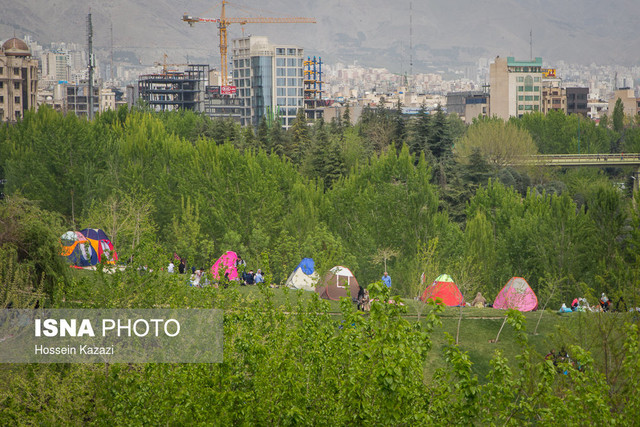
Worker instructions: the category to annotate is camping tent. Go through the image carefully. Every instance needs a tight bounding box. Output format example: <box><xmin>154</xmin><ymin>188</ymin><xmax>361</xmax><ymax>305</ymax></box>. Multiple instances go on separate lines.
<box><xmin>211</xmin><ymin>251</ymin><xmax>239</xmax><ymax>281</ymax></box>
<box><xmin>420</xmin><ymin>273</ymin><xmax>464</xmax><ymax>306</ymax></box>
<box><xmin>79</xmin><ymin>228</ymin><xmax>118</xmax><ymax>264</ymax></box>
<box><xmin>316</xmin><ymin>265</ymin><xmax>360</xmax><ymax>301</ymax></box>
<box><xmin>286</xmin><ymin>258</ymin><xmax>320</xmax><ymax>291</ymax></box>
<box><xmin>60</xmin><ymin>231</ymin><xmax>98</xmax><ymax>267</ymax></box>
<box><xmin>493</xmin><ymin>277</ymin><xmax>538</xmax><ymax>312</ymax></box>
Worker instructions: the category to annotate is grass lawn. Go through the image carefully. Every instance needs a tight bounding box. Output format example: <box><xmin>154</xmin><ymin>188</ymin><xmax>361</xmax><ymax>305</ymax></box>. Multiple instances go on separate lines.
<box><xmin>59</xmin><ymin>271</ymin><xmax>588</xmax><ymax>380</ymax></box>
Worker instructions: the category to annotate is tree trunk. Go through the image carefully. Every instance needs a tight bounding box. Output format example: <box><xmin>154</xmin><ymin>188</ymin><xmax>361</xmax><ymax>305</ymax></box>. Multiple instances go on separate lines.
<box><xmin>493</xmin><ymin>316</ymin><xmax>508</xmax><ymax>343</ymax></box>
<box><xmin>456</xmin><ymin>304</ymin><xmax>463</xmax><ymax>345</ymax></box>
<box><xmin>534</xmin><ymin>281</ymin><xmax>557</xmax><ymax>335</ymax></box>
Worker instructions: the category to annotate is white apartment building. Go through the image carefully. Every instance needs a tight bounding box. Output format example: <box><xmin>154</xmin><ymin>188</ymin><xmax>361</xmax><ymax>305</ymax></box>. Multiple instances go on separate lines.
<box><xmin>232</xmin><ymin>36</ymin><xmax>304</xmax><ymax>129</ymax></box>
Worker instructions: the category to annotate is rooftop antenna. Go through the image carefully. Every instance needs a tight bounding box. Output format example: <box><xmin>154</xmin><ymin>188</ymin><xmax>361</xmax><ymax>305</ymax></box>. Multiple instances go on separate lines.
<box><xmin>110</xmin><ymin>21</ymin><xmax>114</xmax><ymax>81</ymax></box>
<box><xmin>529</xmin><ymin>29</ymin><xmax>532</xmax><ymax>60</ymax></box>
<box><xmin>87</xmin><ymin>11</ymin><xmax>94</xmax><ymax>120</ymax></box>
<box><xmin>409</xmin><ymin>1</ymin><xmax>413</xmax><ymax>92</ymax></box>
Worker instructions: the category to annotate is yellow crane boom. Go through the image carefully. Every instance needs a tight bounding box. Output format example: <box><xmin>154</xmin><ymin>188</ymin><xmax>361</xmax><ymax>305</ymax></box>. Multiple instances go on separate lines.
<box><xmin>183</xmin><ymin>0</ymin><xmax>316</xmax><ymax>86</ymax></box>
<box><xmin>154</xmin><ymin>53</ymin><xmax>190</xmax><ymax>74</ymax></box>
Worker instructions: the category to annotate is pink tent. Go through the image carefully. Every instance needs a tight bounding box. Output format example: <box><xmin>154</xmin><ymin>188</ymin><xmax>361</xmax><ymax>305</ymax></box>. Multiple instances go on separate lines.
<box><xmin>211</xmin><ymin>251</ymin><xmax>239</xmax><ymax>280</ymax></box>
<box><xmin>493</xmin><ymin>277</ymin><xmax>538</xmax><ymax>312</ymax></box>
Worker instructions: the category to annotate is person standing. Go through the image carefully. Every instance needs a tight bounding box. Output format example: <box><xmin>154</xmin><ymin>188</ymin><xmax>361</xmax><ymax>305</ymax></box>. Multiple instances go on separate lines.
<box><xmin>382</xmin><ymin>271</ymin><xmax>392</xmax><ymax>288</ymax></box>
<box><xmin>178</xmin><ymin>259</ymin><xmax>186</xmax><ymax>274</ymax></box>
<box><xmin>167</xmin><ymin>261</ymin><xmax>175</xmax><ymax>273</ymax></box>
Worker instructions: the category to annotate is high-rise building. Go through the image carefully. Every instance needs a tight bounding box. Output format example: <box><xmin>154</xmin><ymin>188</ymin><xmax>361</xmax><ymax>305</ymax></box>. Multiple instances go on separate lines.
<box><xmin>232</xmin><ymin>36</ymin><xmax>304</xmax><ymax>129</ymax></box>
<box><xmin>489</xmin><ymin>56</ymin><xmax>543</xmax><ymax>119</ymax></box>
<box><xmin>42</xmin><ymin>51</ymin><xmax>69</xmax><ymax>82</ymax></box>
<box><xmin>0</xmin><ymin>37</ymin><xmax>39</xmax><ymax>122</ymax></box>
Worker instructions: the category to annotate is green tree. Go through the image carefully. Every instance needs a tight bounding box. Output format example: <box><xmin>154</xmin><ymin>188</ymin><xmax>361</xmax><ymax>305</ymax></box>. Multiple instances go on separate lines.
<box><xmin>455</xmin><ymin>118</ymin><xmax>538</xmax><ymax>167</ymax></box>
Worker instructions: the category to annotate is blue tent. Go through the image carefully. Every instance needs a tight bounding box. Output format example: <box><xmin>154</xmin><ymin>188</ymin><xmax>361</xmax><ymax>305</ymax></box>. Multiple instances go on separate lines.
<box><xmin>286</xmin><ymin>258</ymin><xmax>319</xmax><ymax>291</ymax></box>
<box><xmin>297</xmin><ymin>258</ymin><xmax>315</xmax><ymax>275</ymax></box>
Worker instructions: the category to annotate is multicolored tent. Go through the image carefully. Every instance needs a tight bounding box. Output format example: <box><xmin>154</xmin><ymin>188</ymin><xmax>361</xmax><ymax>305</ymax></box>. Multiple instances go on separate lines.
<box><xmin>420</xmin><ymin>274</ymin><xmax>464</xmax><ymax>306</ymax></box>
<box><xmin>286</xmin><ymin>258</ymin><xmax>319</xmax><ymax>291</ymax></box>
<box><xmin>493</xmin><ymin>277</ymin><xmax>538</xmax><ymax>312</ymax></box>
<box><xmin>316</xmin><ymin>265</ymin><xmax>360</xmax><ymax>301</ymax></box>
<box><xmin>60</xmin><ymin>231</ymin><xmax>98</xmax><ymax>267</ymax></box>
<box><xmin>79</xmin><ymin>228</ymin><xmax>118</xmax><ymax>264</ymax></box>
<box><xmin>211</xmin><ymin>251</ymin><xmax>239</xmax><ymax>281</ymax></box>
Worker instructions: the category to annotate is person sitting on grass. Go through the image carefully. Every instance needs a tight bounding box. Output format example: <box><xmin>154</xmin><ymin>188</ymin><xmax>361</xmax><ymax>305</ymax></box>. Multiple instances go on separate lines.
<box><xmin>471</xmin><ymin>292</ymin><xmax>487</xmax><ymax>308</ymax></box>
<box><xmin>254</xmin><ymin>269</ymin><xmax>264</xmax><ymax>285</ymax></box>
<box><xmin>599</xmin><ymin>293</ymin><xmax>611</xmax><ymax>312</ymax></box>
<box><xmin>243</xmin><ymin>269</ymin><xmax>255</xmax><ymax>285</ymax></box>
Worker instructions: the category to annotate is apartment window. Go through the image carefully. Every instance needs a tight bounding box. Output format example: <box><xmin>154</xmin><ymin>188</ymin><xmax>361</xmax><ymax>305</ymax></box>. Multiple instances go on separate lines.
<box><xmin>13</xmin><ymin>68</ymin><xmax>19</xmax><ymax>75</ymax></box>
<box><xmin>517</xmin><ymin>77</ymin><xmax>524</xmax><ymax>82</ymax></box>
<box><xmin>518</xmin><ymin>105</ymin><xmax>524</xmax><ymax>110</ymax></box>
<box><xmin>277</xmin><ymin>78</ymin><xmax>286</xmax><ymax>86</ymax></box>
<box><xmin>277</xmin><ymin>88</ymin><xmax>286</xmax><ymax>96</ymax></box>
<box><xmin>534</xmin><ymin>77</ymin><xmax>540</xmax><ymax>82</ymax></box>
<box><xmin>0</xmin><ymin>82</ymin><xmax>3</xmax><ymax>88</ymax></box>
<box><xmin>287</xmin><ymin>68</ymin><xmax>297</xmax><ymax>76</ymax></box>
<box><xmin>0</xmin><ymin>96</ymin><xmax>3</xmax><ymax>103</ymax></box>
<box><xmin>14</xmin><ymin>82</ymin><xmax>19</xmax><ymax>89</ymax></box>
<box><xmin>14</xmin><ymin>96</ymin><xmax>20</xmax><ymax>104</ymax></box>
<box><xmin>287</xmin><ymin>58</ymin><xmax>296</xmax><ymax>67</ymax></box>
<box><xmin>287</xmin><ymin>78</ymin><xmax>297</xmax><ymax>86</ymax></box>
<box><xmin>525</xmin><ymin>105</ymin><xmax>532</xmax><ymax>110</ymax></box>
<box><xmin>534</xmin><ymin>86</ymin><xmax>539</xmax><ymax>91</ymax></box>
<box><xmin>534</xmin><ymin>96</ymin><xmax>539</xmax><ymax>101</ymax></box>
<box><xmin>518</xmin><ymin>96</ymin><xmax>524</xmax><ymax>101</ymax></box>
<box><xmin>517</xmin><ymin>86</ymin><xmax>523</xmax><ymax>92</ymax></box>
<box><xmin>287</xmin><ymin>98</ymin><xmax>296</xmax><ymax>106</ymax></box>
<box><xmin>524</xmin><ymin>95</ymin><xmax>532</xmax><ymax>101</ymax></box>
<box><xmin>0</xmin><ymin>67</ymin><xmax>3</xmax><ymax>75</ymax></box>
<box><xmin>276</xmin><ymin>48</ymin><xmax>285</xmax><ymax>55</ymax></box>
<box><xmin>277</xmin><ymin>98</ymin><xmax>286</xmax><ymax>106</ymax></box>
<box><xmin>287</xmin><ymin>48</ymin><xmax>296</xmax><ymax>55</ymax></box>
<box><xmin>534</xmin><ymin>105</ymin><xmax>539</xmax><ymax>111</ymax></box>
<box><xmin>276</xmin><ymin>58</ymin><xmax>286</xmax><ymax>66</ymax></box>
<box><xmin>288</xmin><ymin>88</ymin><xmax>297</xmax><ymax>96</ymax></box>
<box><xmin>277</xmin><ymin>67</ymin><xmax>286</xmax><ymax>76</ymax></box>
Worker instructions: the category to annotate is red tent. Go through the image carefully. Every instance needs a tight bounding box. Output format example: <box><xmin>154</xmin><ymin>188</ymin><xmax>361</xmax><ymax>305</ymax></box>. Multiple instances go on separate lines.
<box><xmin>420</xmin><ymin>274</ymin><xmax>464</xmax><ymax>306</ymax></box>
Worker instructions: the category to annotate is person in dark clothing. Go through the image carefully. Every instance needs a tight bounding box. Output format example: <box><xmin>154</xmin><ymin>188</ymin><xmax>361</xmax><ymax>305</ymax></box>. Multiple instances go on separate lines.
<box><xmin>357</xmin><ymin>285</ymin><xmax>365</xmax><ymax>310</ymax></box>
<box><xmin>243</xmin><ymin>270</ymin><xmax>255</xmax><ymax>285</ymax></box>
<box><xmin>178</xmin><ymin>259</ymin><xmax>186</xmax><ymax>274</ymax></box>
<box><xmin>615</xmin><ymin>296</ymin><xmax>627</xmax><ymax>312</ymax></box>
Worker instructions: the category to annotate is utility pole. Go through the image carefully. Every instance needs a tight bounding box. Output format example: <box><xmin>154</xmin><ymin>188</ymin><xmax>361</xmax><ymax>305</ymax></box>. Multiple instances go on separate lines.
<box><xmin>87</xmin><ymin>12</ymin><xmax>94</xmax><ymax>120</ymax></box>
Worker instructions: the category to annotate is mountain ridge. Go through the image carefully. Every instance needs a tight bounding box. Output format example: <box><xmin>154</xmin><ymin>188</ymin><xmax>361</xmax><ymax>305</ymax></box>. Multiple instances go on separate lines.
<box><xmin>1</xmin><ymin>0</ymin><xmax>639</xmax><ymax>71</ymax></box>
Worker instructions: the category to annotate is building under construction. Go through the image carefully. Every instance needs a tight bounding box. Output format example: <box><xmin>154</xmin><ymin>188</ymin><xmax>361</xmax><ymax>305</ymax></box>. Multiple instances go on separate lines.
<box><xmin>304</xmin><ymin>57</ymin><xmax>324</xmax><ymax>120</ymax></box>
<box><xmin>137</xmin><ymin>64</ymin><xmax>208</xmax><ymax>112</ymax></box>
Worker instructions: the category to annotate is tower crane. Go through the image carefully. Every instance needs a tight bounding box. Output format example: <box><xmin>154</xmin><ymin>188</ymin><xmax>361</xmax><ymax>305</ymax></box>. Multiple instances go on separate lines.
<box><xmin>154</xmin><ymin>53</ymin><xmax>190</xmax><ymax>74</ymax></box>
<box><xmin>183</xmin><ymin>0</ymin><xmax>316</xmax><ymax>86</ymax></box>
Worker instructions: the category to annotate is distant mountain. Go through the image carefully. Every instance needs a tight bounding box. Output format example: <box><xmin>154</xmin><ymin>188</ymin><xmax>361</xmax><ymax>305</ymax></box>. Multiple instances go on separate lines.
<box><xmin>2</xmin><ymin>0</ymin><xmax>640</xmax><ymax>71</ymax></box>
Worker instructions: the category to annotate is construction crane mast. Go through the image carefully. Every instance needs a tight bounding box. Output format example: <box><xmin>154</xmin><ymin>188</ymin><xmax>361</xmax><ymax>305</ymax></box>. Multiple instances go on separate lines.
<box><xmin>183</xmin><ymin>0</ymin><xmax>315</xmax><ymax>86</ymax></box>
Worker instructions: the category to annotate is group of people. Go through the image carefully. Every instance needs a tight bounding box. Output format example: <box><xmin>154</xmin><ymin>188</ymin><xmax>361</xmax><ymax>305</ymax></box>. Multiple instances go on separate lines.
<box><xmin>167</xmin><ymin>259</ymin><xmax>187</xmax><ymax>275</ymax></box>
<box><xmin>559</xmin><ymin>293</ymin><xmax>632</xmax><ymax>313</ymax></box>
<box><xmin>545</xmin><ymin>348</ymin><xmax>584</xmax><ymax>374</ymax></box>
<box><xmin>234</xmin><ymin>256</ymin><xmax>265</xmax><ymax>286</ymax></box>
